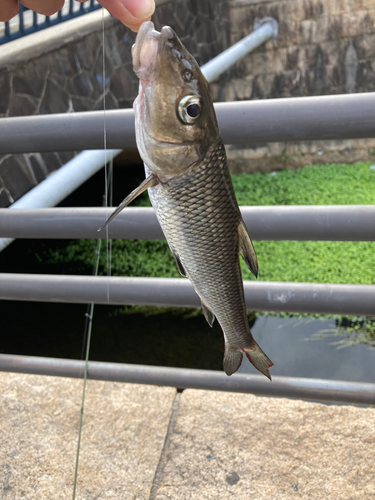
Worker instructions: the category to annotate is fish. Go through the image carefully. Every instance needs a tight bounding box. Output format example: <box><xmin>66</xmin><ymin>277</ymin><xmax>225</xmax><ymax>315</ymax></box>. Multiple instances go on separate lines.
<box><xmin>102</xmin><ymin>21</ymin><xmax>273</xmax><ymax>379</ymax></box>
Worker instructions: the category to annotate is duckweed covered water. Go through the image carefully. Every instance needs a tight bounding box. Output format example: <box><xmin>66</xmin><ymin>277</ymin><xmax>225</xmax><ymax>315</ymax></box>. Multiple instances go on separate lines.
<box><xmin>6</xmin><ymin>161</ymin><xmax>373</xmax><ymax>285</ymax></box>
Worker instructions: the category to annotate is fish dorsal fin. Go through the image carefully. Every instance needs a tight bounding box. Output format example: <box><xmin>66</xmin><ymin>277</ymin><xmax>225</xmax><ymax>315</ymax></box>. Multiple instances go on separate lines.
<box><xmin>98</xmin><ymin>173</ymin><xmax>159</xmax><ymax>231</ymax></box>
<box><xmin>238</xmin><ymin>219</ymin><xmax>258</xmax><ymax>278</ymax></box>
<box><xmin>171</xmin><ymin>249</ymin><xmax>187</xmax><ymax>277</ymax></box>
<box><xmin>201</xmin><ymin>298</ymin><xmax>215</xmax><ymax>327</ymax></box>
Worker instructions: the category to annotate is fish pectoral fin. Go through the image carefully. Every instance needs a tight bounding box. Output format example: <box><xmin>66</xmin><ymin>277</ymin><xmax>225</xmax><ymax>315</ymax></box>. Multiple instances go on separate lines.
<box><xmin>97</xmin><ymin>173</ymin><xmax>159</xmax><ymax>232</ymax></box>
<box><xmin>238</xmin><ymin>219</ymin><xmax>258</xmax><ymax>278</ymax></box>
<box><xmin>200</xmin><ymin>298</ymin><xmax>215</xmax><ymax>327</ymax></box>
<box><xmin>171</xmin><ymin>250</ymin><xmax>187</xmax><ymax>277</ymax></box>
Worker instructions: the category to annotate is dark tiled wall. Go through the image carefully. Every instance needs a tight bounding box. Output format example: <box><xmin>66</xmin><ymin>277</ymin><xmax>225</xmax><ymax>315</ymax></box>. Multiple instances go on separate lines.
<box><xmin>225</xmin><ymin>0</ymin><xmax>375</xmax><ymax>101</ymax></box>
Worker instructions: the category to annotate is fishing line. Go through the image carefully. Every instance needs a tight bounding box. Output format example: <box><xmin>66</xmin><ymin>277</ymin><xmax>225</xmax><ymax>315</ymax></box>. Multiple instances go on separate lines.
<box><xmin>72</xmin><ymin>8</ymin><xmax>111</xmax><ymax>499</ymax></box>
<box><xmin>72</xmin><ymin>241</ymin><xmax>101</xmax><ymax>500</ymax></box>
<box><xmin>107</xmin><ymin>156</ymin><xmax>113</xmax><ymax>275</ymax></box>
<box><xmin>102</xmin><ymin>12</ymin><xmax>112</xmax><ymax>280</ymax></box>
<box><xmin>79</xmin><ymin>166</ymin><xmax>113</xmax><ymax>362</ymax></box>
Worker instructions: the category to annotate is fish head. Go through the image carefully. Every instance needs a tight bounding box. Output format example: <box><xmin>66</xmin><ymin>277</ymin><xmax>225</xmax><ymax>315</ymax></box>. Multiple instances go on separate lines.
<box><xmin>132</xmin><ymin>21</ymin><xmax>219</xmax><ymax>178</ymax></box>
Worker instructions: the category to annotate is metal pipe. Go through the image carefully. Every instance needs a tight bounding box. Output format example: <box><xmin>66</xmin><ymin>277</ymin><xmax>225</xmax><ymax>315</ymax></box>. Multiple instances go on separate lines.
<box><xmin>201</xmin><ymin>18</ymin><xmax>278</xmax><ymax>83</ymax></box>
<box><xmin>0</xmin><ymin>274</ymin><xmax>373</xmax><ymax>316</ymax></box>
<box><xmin>0</xmin><ymin>353</ymin><xmax>374</xmax><ymax>405</ymax></box>
<box><xmin>0</xmin><ymin>149</ymin><xmax>121</xmax><ymax>252</ymax></box>
<box><xmin>1</xmin><ymin>93</ymin><xmax>375</xmax><ymax>153</ymax></box>
<box><xmin>0</xmin><ymin>205</ymin><xmax>374</xmax><ymax>241</ymax></box>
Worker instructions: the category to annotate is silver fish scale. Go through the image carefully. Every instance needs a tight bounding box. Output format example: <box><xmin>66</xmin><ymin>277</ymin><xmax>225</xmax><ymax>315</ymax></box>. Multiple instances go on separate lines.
<box><xmin>148</xmin><ymin>141</ymin><xmax>252</xmax><ymax>349</ymax></box>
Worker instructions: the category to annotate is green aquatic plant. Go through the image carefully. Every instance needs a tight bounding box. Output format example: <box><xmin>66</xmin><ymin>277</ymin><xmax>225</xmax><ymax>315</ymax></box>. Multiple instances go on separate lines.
<box><xmin>309</xmin><ymin>316</ymin><xmax>375</xmax><ymax>348</ymax></box>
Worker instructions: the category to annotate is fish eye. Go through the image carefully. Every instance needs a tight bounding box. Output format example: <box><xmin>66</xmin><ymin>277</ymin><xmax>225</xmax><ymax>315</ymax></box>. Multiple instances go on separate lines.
<box><xmin>177</xmin><ymin>95</ymin><xmax>202</xmax><ymax>124</ymax></box>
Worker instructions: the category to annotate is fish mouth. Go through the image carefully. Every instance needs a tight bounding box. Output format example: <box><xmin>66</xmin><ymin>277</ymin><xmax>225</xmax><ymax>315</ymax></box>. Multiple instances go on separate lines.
<box><xmin>132</xmin><ymin>22</ymin><xmax>177</xmax><ymax>81</ymax></box>
<box><xmin>132</xmin><ymin>21</ymin><xmax>160</xmax><ymax>81</ymax></box>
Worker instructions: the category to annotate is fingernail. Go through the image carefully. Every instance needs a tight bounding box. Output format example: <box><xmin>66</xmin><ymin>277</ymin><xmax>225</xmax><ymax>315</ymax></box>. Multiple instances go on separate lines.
<box><xmin>126</xmin><ymin>0</ymin><xmax>155</xmax><ymax>20</ymax></box>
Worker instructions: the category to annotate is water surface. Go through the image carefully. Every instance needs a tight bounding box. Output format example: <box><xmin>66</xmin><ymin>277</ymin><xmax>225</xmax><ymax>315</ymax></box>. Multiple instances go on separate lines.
<box><xmin>238</xmin><ymin>316</ymin><xmax>374</xmax><ymax>383</ymax></box>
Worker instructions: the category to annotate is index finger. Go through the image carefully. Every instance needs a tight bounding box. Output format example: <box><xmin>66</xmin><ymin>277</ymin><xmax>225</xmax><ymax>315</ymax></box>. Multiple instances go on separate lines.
<box><xmin>97</xmin><ymin>0</ymin><xmax>155</xmax><ymax>32</ymax></box>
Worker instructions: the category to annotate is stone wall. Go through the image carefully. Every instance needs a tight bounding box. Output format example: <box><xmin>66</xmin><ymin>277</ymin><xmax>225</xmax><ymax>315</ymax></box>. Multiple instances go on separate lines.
<box><xmin>220</xmin><ymin>0</ymin><xmax>375</xmax><ymax>172</ymax></box>
<box><xmin>0</xmin><ymin>0</ymin><xmax>230</xmax><ymax>207</ymax></box>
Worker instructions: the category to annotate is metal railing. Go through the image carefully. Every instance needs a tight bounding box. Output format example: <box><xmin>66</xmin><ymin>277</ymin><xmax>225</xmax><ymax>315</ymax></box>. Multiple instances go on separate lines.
<box><xmin>0</xmin><ymin>0</ymin><xmax>101</xmax><ymax>45</ymax></box>
<box><xmin>1</xmin><ymin>93</ymin><xmax>375</xmax><ymax>153</ymax></box>
<box><xmin>0</xmin><ymin>274</ymin><xmax>373</xmax><ymax>316</ymax></box>
<box><xmin>1</xmin><ymin>354</ymin><xmax>374</xmax><ymax>405</ymax></box>
<box><xmin>0</xmin><ymin>203</ymin><xmax>373</xmax><ymax>317</ymax></box>
<box><xmin>0</xmin><ymin>17</ymin><xmax>374</xmax><ymax>401</ymax></box>
<box><xmin>0</xmin><ymin>206</ymin><xmax>374</xmax><ymax>241</ymax></box>
<box><xmin>0</xmin><ymin>95</ymin><xmax>374</xmax><ymax>372</ymax></box>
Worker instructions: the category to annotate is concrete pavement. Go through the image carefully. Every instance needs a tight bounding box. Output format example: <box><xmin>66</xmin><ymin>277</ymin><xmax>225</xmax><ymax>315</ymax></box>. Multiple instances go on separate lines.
<box><xmin>0</xmin><ymin>372</ymin><xmax>374</xmax><ymax>499</ymax></box>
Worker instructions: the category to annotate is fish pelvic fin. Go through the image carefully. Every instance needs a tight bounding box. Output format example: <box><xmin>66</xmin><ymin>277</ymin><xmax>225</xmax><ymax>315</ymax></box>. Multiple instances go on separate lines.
<box><xmin>200</xmin><ymin>298</ymin><xmax>215</xmax><ymax>327</ymax></box>
<box><xmin>238</xmin><ymin>219</ymin><xmax>258</xmax><ymax>278</ymax></box>
<box><xmin>98</xmin><ymin>173</ymin><xmax>159</xmax><ymax>232</ymax></box>
<box><xmin>171</xmin><ymin>249</ymin><xmax>187</xmax><ymax>277</ymax></box>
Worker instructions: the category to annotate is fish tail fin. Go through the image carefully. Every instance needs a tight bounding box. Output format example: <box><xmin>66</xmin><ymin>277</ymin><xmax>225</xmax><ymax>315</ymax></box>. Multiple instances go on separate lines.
<box><xmin>223</xmin><ymin>349</ymin><xmax>243</xmax><ymax>376</ymax></box>
<box><xmin>243</xmin><ymin>341</ymin><xmax>273</xmax><ymax>381</ymax></box>
<box><xmin>223</xmin><ymin>336</ymin><xmax>273</xmax><ymax>380</ymax></box>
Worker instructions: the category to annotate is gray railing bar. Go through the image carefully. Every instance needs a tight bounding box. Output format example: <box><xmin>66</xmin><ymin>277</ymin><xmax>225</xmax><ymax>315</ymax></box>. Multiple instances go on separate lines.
<box><xmin>1</xmin><ymin>93</ymin><xmax>375</xmax><ymax>153</ymax></box>
<box><xmin>0</xmin><ymin>274</ymin><xmax>374</xmax><ymax>316</ymax></box>
<box><xmin>0</xmin><ymin>205</ymin><xmax>374</xmax><ymax>241</ymax></box>
<box><xmin>0</xmin><ymin>354</ymin><xmax>373</xmax><ymax>405</ymax></box>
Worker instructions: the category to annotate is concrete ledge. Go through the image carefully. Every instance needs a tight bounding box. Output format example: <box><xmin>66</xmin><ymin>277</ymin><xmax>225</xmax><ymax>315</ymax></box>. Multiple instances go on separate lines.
<box><xmin>0</xmin><ymin>372</ymin><xmax>175</xmax><ymax>498</ymax></box>
<box><xmin>1</xmin><ymin>372</ymin><xmax>374</xmax><ymax>499</ymax></box>
<box><xmin>155</xmin><ymin>389</ymin><xmax>375</xmax><ymax>499</ymax></box>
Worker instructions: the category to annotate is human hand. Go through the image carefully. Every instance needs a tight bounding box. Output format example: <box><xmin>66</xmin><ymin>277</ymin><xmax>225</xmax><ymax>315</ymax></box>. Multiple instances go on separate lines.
<box><xmin>0</xmin><ymin>0</ymin><xmax>155</xmax><ymax>32</ymax></box>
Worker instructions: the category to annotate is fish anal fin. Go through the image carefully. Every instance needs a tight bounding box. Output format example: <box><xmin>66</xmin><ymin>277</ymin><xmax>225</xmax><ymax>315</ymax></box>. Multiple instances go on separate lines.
<box><xmin>238</xmin><ymin>219</ymin><xmax>258</xmax><ymax>278</ymax></box>
<box><xmin>172</xmin><ymin>250</ymin><xmax>187</xmax><ymax>277</ymax></box>
<box><xmin>98</xmin><ymin>173</ymin><xmax>159</xmax><ymax>231</ymax></box>
<box><xmin>201</xmin><ymin>299</ymin><xmax>215</xmax><ymax>327</ymax></box>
